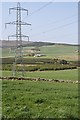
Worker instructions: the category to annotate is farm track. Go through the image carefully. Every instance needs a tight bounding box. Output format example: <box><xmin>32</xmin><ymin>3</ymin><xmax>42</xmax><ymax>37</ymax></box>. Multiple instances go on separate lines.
<box><xmin>0</xmin><ymin>76</ymin><xmax>79</xmax><ymax>84</ymax></box>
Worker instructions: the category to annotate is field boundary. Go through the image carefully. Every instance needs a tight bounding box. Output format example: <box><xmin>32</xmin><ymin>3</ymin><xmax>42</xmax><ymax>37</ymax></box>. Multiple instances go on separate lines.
<box><xmin>0</xmin><ymin>76</ymin><xmax>79</xmax><ymax>84</ymax></box>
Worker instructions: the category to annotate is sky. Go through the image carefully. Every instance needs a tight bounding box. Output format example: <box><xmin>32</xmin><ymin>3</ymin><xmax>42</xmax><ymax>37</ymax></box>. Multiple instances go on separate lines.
<box><xmin>0</xmin><ymin>1</ymin><xmax>78</xmax><ymax>44</ymax></box>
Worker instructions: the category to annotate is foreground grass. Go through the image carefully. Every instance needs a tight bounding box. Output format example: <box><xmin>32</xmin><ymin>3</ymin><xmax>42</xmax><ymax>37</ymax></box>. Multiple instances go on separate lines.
<box><xmin>2</xmin><ymin>80</ymin><xmax>78</xmax><ymax>119</ymax></box>
<box><xmin>1</xmin><ymin>69</ymin><xmax>78</xmax><ymax>81</ymax></box>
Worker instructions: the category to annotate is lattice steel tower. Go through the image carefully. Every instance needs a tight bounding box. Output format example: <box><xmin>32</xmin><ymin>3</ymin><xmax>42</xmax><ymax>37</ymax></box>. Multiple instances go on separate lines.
<box><xmin>5</xmin><ymin>2</ymin><xmax>31</xmax><ymax>76</ymax></box>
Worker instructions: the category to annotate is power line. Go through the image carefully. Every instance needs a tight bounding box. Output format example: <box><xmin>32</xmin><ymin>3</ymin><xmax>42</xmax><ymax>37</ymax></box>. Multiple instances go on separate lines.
<box><xmin>30</xmin><ymin>20</ymin><xmax>78</xmax><ymax>38</ymax></box>
<box><xmin>43</xmin><ymin>32</ymin><xmax>78</xmax><ymax>42</ymax></box>
<box><xmin>2</xmin><ymin>1</ymin><xmax>77</xmax><ymax>42</ymax></box>
<box><xmin>2</xmin><ymin>15</ymin><xmax>77</xmax><ymax>40</ymax></box>
<box><xmin>22</xmin><ymin>0</ymin><xmax>54</xmax><ymax>21</ymax></box>
<box><xmin>2</xmin><ymin>13</ymin><xmax>77</xmax><ymax>39</ymax></box>
<box><xmin>43</xmin><ymin>20</ymin><xmax>78</xmax><ymax>33</ymax></box>
<box><xmin>31</xmin><ymin>14</ymin><xmax>77</xmax><ymax>31</ymax></box>
<box><xmin>1</xmin><ymin>0</ymin><xmax>54</xmax><ymax>37</ymax></box>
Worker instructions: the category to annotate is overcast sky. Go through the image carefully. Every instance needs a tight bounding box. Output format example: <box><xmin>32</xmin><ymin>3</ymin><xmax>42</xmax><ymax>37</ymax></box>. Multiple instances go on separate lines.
<box><xmin>1</xmin><ymin>1</ymin><xmax>78</xmax><ymax>44</ymax></box>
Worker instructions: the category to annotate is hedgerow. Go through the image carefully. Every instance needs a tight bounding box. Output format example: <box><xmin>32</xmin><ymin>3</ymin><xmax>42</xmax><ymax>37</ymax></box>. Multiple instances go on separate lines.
<box><xmin>2</xmin><ymin>64</ymin><xmax>77</xmax><ymax>71</ymax></box>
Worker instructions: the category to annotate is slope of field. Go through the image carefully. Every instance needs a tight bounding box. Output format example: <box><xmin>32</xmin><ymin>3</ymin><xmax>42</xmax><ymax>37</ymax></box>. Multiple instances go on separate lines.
<box><xmin>1</xmin><ymin>44</ymin><xmax>78</xmax><ymax>61</ymax></box>
<box><xmin>2</xmin><ymin>48</ymin><xmax>14</xmax><ymax>57</ymax></box>
<box><xmin>1</xmin><ymin>69</ymin><xmax>78</xmax><ymax>81</ymax></box>
<box><xmin>2</xmin><ymin>80</ymin><xmax>78</xmax><ymax>119</ymax></box>
<box><xmin>0</xmin><ymin>48</ymin><xmax>2</xmax><ymax>57</ymax></box>
<box><xmin>40</xmin><ymin>45</ymin><xmax>78</xmax><ymax>60</ymax></box>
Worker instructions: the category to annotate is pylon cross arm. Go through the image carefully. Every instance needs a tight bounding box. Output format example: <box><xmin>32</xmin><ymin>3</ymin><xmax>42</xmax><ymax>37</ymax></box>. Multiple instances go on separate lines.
<box><xmin>20</xmin><ymin>22</ymin><xmax>31</xmax><ymax>25</ymax></box>
<box><xmin>5</xmin><ymin>21</ymin><xmax>16</xmax><ymax>28</ymax></box>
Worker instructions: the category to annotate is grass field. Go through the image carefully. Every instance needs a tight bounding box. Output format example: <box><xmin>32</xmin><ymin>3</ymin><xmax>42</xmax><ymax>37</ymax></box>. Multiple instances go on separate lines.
<box><xmin>2</xmin><ymin>80</ymin><xmax>78</xmax><ymax>119</ymax></box>
<box><xmin>40</xmin><ymin>45</ymin><xmax>78</xmax><ymax>60</ymax></box>
<box><xmin>1</xmin><ymin>69</ymin><xmax>78</xmax><ymax>81</ymax></box>
<box><xmin>1</xmin><ymin>44</ymin><xmax>79</xmax><ymax>119</ymax></box>
<box><xmin>0</xmin><ymin>48</ymin><xmax>2</xmax><ymax>57</ymax></box>
<box><xmin>40</xmin><ymin>45</ymin><xmax>77</xmax><ymax>55</ymax></box>
<box><xmin>1</xmin><ymin>45</ymin><xmax>78</xmax><ymax>61</ymax></box>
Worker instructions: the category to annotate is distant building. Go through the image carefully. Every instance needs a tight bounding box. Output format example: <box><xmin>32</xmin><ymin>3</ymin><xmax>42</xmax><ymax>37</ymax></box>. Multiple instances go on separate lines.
<box><xmin>34</xmin><ymin>54</ymin><xmax>46</xmax><ymax>57</ymax></box>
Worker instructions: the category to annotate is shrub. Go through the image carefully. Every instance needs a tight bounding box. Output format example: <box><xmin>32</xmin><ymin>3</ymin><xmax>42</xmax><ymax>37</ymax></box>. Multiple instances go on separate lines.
<box><xmin>35</xmin><ymin>98</ymin><xmax>45</xmax><ymax>104</ymax></box>
<box><xmin>60</xmin><ymin>60</ymin><xmax>68</xmax><ymax>64</ymax></box>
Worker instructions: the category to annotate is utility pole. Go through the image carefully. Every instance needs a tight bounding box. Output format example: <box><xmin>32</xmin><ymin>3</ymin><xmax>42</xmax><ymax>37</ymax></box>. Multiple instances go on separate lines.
<box><xmin>5</xmin><ymin>2</ymin><xmax>31</xmax><ymax>76</ymax></box>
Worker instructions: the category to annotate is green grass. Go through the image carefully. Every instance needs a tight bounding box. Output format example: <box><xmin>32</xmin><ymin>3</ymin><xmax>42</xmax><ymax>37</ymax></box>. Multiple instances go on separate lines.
<box><xmin>1</xmin><ymin>44</ymin><xmax>79</xmax><ymax>119</ymax></box>
<box><xmin>25</xmin><ymin>69</ymin><xmax>78</xmax><ymax>81</ymax></box>
<box><xmin>39</xmin><ymin>45</ymin><xmax>78</xmax><ymax>60</ymax></box>
<box><xmin>2</xmin><ymin>48</ymin><xmax>14</xmax><ymax>57</ymax></box>
<box><xmin>1</xmin><ymin>45</ymin><xmax>78</xmax><ymax>61</ymax></box>
<box><xmin>0</xmin><ymin>80</ymin><xmax>2</xmax><ymax>119</ymax></box>
<box><xmin>0</xmin><ymin>48</ymin><xmax>2</xmax><ymax>57</ymax></box>
<box><xmin>24</xmin><ymin>45</ymin><xmax>78</xmax><ymax>60</ymax></box>
<box><xmin>40</xmin><ymin>45</ymin><xmax>78</xmax><ymax>56</ymax></box>
<box><xmin>1</xmin><ymin>69</ymin><xmax>78</xmax><ymax>81</ymax></box>
<box><xmin>2</xmin><ymin>80</ymin><xmax>78</xmax><ymax>119</ymax></box>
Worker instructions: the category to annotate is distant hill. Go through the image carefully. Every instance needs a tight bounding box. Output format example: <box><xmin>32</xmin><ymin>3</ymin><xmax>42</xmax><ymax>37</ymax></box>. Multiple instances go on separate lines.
<box><xmin>25</xmin><ymin>41</ymin><xmax>55</xmax><ymax>47</ymax></box>
<box><xmin>0</xmin><ymin>40</ymin><xmax>32</xmax><ymax>48</ymax></box>
<box><xmin>0</xmin><ymin>40</ymin><xmax>78</xmax><ymax>48</ymax></box>
<box><xmin>0</xmin><ymin>40</ymin><xmax>54</xmax><ymax>48</ymax></box>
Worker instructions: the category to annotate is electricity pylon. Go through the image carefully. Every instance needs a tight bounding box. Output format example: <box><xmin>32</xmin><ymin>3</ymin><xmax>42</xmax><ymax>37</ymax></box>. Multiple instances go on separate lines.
<box><xmin>5</xmin><ymin>2</ymin><xmax>31</xmax><ymax>76</ymax></box>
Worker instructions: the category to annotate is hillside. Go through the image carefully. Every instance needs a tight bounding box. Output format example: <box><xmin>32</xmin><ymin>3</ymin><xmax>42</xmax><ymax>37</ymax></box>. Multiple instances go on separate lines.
<box><xmin>0</xmin><ymin>40</ymin><xmax>54</xmax><ymax>48</ymax></box>
<box><xmin>0</xmin><ymin>40</ymin><xmax>78</xmax><ymax>48</ymax></box>
<box><xmin>0</xmin><ymin>40</ymin><xmax>32</xmax><ymax>48</ymax></box>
